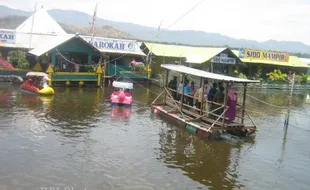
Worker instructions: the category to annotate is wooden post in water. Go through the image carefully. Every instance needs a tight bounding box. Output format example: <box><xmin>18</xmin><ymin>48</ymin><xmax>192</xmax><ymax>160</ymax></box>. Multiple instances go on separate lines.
<box><xmin>241</xmin><ymin>83</ymin><xmax>247</xmax><ymax>124</ymax></box>
<box><xmin>284</xmin><ymin>73</ymin><xmax>295</xmax><ymax>130</ymax></box>
<box><xmin>200</xmin><ymin>79</ymin><xmax>205</xmax><ymax>115</ymax></box>
<box><xmin>222</xmin><ymin>82</ymin><xmax>229</xmax><ymax>127</ymax></box>
<box><xmin>180</xmin><ymin>74</ymin><xmax>185</xmax><ymax>112</ymax></box>
<box><xmin>164</xmin><ymin>70</ymin><xmax>169</xmax><ymax>104</ymax></box>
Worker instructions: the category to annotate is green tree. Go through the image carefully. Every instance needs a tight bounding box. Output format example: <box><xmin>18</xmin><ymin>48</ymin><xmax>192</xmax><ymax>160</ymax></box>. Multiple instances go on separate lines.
<box><xmin>8</xmin><ymin>51</ymin><xmax>29</xmax><ymax>69</ymax></box>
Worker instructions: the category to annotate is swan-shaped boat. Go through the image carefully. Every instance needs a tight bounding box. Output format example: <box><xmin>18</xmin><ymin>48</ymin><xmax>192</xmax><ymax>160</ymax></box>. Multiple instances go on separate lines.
<box><xmin>110</xmin><ymin>81</ymin><xmax>133</xmax><ymax>106</ymax></box>
<box><xmin>20</xmin><ymin>72</ymin><xmax>54</xmax><ymax>95</ymax></box>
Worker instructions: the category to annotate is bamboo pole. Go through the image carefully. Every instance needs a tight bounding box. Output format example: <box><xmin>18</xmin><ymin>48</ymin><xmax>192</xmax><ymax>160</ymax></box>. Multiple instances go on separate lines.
<box><xmin>164</xmin><ymin>86</ymin><xmax>185</xmax><ymax>117</ymax></box>
<box><xmin>244</xmin><ymin>110</ymin><xmax>258</xmax><ymax>130</ymax></box>
<box><xmin>164</xmin><ymin>70</ymin><xmax>169</xmax><ymax>104</ymax></box>
<box><xmin>180</xmin><ymin>74</ymin><xmax>185</xmax><ymax>112</ymax></box>
<box><xmin>207</xmin><ymin>107</ymin><xmax>228</xmax><ymax>132</ymax></box>
<box><xmin>186</xmin><ymin>105</ymin><xmax>224</xmax><ymax>122</ymax></box>
<box><xmin>222</xmin><ymin>82</ymin><xmax>229</xmax><ymax>127</ymax></box>
<box><xmin>200</xmin><ymin>79</ymin><xmax>205</xmax><ymax>115</ymax></box>
<box><xmin>152</xmin><ymin>90</ymin><xmax>165</xmax><ymax>105</ymax></box>
<box><xmin>284</xmin><ymin>73</ymin><xmax>295</xmax><ymax>129</ymax></box>
<box><xmin>241</xmin><ymin>83</ymin><xmax>247</xmax><ymax>124</ymax></box>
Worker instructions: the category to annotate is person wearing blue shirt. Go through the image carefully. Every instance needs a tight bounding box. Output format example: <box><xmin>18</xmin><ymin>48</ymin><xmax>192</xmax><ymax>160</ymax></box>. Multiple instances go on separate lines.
<box><xmin>183</xmin><ymin>80</ymin><xmax>191</xmax><ymax>104</ymax></box>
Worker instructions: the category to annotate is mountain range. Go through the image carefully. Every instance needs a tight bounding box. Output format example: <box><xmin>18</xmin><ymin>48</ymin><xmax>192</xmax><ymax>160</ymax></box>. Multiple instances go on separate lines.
<box><xmin>0</xmin><ymin>5</ymin><xmax>310</xmax><ymax>55</ymax></box>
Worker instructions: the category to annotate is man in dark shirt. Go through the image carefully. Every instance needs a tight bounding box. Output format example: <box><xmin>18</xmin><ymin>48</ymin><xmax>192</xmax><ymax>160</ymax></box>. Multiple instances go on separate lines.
<box><xmin>208</xmin><ymin>83</ymin><xmax>218</xmax><ymax>102</ymax></box>
<box><xmin>168</xmin><ymin>76</ymin><xmax>178</xmax><ymax>100</ymax></box>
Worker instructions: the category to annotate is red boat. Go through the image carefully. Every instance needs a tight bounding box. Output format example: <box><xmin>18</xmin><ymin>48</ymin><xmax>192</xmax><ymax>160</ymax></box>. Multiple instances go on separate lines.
<box><xmin>110</xmin><ymin>81</ymin><xmax>133</xmax><ymax>106</ymax></box>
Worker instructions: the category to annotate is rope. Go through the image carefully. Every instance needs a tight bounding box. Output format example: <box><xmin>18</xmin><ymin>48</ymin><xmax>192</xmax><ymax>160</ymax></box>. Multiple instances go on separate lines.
<box><xmin>155</xmin><ymin>0</ymin><xmax>206</xmax><ymax>39</ymax></box>
<box><xmin>112</xmin><ymin>64</ymin><xmax>162</xmax><ymax>83</ymax></box>
<box><xmin>247</xmin><ymin>93</ymin><xmax>310</xmax><ymax>117</ymax></box>
<box><xmin>113</xmin><ymin>67</ymin><xmax>160</xmax><ymax>95</ymax></box>
<box><xmin>247</xmin><ymin>94</ymin><xmax>287</xmax><ymax>109</ymax></box>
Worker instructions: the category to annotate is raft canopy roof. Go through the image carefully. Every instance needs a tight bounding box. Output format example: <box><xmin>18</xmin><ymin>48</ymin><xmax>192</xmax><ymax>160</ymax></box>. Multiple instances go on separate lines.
<box><xmin>161</xmin><ymin>64</ymin><xmax>260</xmax><ymax>83</ymax></box>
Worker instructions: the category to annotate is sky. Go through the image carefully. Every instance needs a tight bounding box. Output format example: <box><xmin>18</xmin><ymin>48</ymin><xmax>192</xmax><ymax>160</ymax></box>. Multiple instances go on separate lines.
<box><xmin>1</xmin><ymin>0</ymin><xmax>310</xmax><ymax>45</ymax></box>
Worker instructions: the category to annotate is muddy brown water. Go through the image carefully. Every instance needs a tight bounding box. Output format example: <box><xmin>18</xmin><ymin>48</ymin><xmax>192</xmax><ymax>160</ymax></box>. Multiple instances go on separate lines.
<box><xmin>0</xmin><ymin>83</ymin><xmax>309</xmax><ymax>190</ymax></box>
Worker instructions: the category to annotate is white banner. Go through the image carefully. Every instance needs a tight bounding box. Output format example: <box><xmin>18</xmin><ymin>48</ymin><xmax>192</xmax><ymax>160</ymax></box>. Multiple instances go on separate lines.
<box><xmin>0</xmin><ymin>29</ymin><xmax>16</xmax><ymax>44</ymax></box>
<box><xmin>81</xmin><ymin>36</ymin><xmax>137</xmax><ymax>52</ymax></box>
<box><xmin>211</xmin><ymin>56</ymin><xmax>236</xmax><ymax>64</ymax></box>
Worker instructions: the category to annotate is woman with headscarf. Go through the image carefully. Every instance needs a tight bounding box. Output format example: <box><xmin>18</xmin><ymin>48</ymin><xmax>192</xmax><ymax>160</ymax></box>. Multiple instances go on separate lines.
<box><xmin>225</xmin><ymin>88</ymin><xmax>237</xmax><ymax>122</ymax></box>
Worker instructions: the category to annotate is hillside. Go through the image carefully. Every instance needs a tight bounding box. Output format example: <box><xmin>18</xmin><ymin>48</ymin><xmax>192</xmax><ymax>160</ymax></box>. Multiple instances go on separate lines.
<box><xmin>0</xmin><ymin>15</ymin><xmax>136</xmax><ymax>39</ymax></box>
<box><xmin>0</xmin><ymin>5</ymin><xmax>310</xmax><ymax>56</ymax></box>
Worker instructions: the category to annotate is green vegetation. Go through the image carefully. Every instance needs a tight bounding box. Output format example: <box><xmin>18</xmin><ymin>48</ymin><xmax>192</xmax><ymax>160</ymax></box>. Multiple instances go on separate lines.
<box><xmin>8</xmin><ymin>51</ymin><xmax>29</xmax><ymax>69</ymax></box>
<box><xmin>266</xmin><ymin>69</ymin><xmax>287</xmax><ymax>81</ymax></box>
<box><xmin>296</xmin><ymin>73</ymin><xmax>309</xmax><ymax>84</ymax></box>
<box><xmin>131</xmin><ymin>64</ymin><xmax>146</xmax><ymax>71</ymax></box>
<box><xmin>233</xmin><ymin>70</ymin><xmax>247</xmax><ymax>79</ymax></box>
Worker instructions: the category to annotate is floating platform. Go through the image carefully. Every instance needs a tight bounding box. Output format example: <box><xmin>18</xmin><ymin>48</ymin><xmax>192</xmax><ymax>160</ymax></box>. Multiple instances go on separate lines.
<box><xmin>151</xmin><ymin>64</ymin><xmax>259</xmax><ymax>140</ymax></box>
<box><xmin>152</xmin><ymin>104</ymin><xmax>256</xmax><ymax>140</ymax></box>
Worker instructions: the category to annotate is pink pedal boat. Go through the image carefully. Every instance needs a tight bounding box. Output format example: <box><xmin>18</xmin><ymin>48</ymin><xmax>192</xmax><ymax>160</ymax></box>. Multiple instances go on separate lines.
<box><xmin>110</xmin><ymin>81</ymin><xmax>133</xmax><ymax>107</ymax></box>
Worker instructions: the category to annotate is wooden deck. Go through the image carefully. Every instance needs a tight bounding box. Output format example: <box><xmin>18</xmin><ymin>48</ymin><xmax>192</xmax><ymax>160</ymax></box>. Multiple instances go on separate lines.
<box><xmin>152</xmin><ymin>103</ymin><xmax>257</xmax><ymax>139</ymax></box>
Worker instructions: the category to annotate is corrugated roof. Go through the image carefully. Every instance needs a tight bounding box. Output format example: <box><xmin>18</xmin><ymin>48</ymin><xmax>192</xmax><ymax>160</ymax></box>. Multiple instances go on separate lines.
<box><xmin>100</xmin><ymin>49</ymin><xmax>146</xmax><ymax>56</ymax></box>
<box><xmin>161</xmin><ymin>64</ymin><xmax>259</xmax><ymax>83</ymax></box>
<box><xmin>16</xmin><ymin>8</ymin><xmax>67</xmax><ymax>35</ymax></box>
<box><xmin>232</xmin><ymin>50</ymin><xmax>309</xmax><ymax>68</ymax></box>
<box><xmin>300</xmin><ymin>58</ymin><xmax>310</xmax><ymax>64</ymax></box>
<box><xmin>144</xmin><ymin>43</ymin><xmax>226</xmax><ymax>63</ymax></box>
<box><xmin>29</xmin><ymin>35</ymin><xmax>75</xmax><ymax>56</ymax></box>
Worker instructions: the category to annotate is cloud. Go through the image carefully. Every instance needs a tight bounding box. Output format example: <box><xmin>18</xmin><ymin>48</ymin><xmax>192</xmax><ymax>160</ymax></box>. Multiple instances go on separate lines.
<box><xmin>0</xmin><ymin>0</ymin><xmax>310</xmax><ymax>45</ymax></box>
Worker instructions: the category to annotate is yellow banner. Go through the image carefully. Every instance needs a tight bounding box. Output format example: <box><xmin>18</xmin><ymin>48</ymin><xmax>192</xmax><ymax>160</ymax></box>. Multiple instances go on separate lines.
<box><xmin>239</xmin><ymin>48</ymin><xmax>290</xmax><ymax>62</ymax></box>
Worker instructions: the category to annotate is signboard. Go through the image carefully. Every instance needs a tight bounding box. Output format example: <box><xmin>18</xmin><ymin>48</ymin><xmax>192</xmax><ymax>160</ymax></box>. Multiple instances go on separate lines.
<box><xmin>82</xmin><ymin>36</ymin><xmax>136</xmax><ymax>52</ymax></box>
<box><xmin>211</xmin><ymin>53</ymin><xmax>236</xmax><ymax>64</ymax></box>
<box><xmin>238</xmin><ymin>48</ymin><xmax>290</xmax><ymax>62</ymax></box>
<box><xmin>0</xmin><ymin>29</ymin><xmax>16</xmax><ymax>44</ymax></box>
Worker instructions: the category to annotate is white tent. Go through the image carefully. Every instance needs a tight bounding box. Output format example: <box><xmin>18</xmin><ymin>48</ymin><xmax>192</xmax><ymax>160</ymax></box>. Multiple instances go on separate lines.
<box><xmin>15</xmin><ymin>8</ymin><xmax>67</xmax><ymax>35</ymax></box>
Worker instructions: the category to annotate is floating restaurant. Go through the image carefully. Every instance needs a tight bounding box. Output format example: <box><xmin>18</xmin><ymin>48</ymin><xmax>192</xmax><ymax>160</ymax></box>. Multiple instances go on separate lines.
<box><xmin>140</xmin><ymin>42</ymin><xmax>309</xmax><ymax>81</ymax></box>
<box><xmin>140</xmin><ymin>42</ymin><xmax>243</xmax><ymax>77</ymax></box>
<box><xmin>0</xmin><ymin>8</ymin><xmax>148</xmax><ymax>87</ymax></box>
<box><xmin>233</xmin><ymin>48</ymin><xmax>309</xmax><ymax>78</ymax></box>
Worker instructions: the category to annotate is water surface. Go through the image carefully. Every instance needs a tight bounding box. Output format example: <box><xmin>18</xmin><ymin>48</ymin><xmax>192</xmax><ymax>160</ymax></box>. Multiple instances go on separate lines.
<box><xmin>0</xmin><ymin>84</ymin><xmax>309</xmax><ymax>190</ymax></box>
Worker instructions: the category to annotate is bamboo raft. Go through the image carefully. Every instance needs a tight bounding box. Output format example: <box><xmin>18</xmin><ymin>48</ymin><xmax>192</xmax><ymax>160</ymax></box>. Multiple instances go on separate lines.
<box><xmin>151</xmin><ymin>64</ymin><xmax>260</xmax><ymax>140</ymax></box>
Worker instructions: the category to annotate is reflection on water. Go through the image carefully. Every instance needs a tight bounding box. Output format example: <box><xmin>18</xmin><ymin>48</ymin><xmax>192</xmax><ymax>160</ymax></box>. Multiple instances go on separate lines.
<box><xmin>111</xmin><ymin>106</ymin><xmax>132</xmax><ymax>120</ymax></box>
<box><xmin>0</xmin><ymin>84</ymin><xmax>309</xmax><ymax>190</ymax></box>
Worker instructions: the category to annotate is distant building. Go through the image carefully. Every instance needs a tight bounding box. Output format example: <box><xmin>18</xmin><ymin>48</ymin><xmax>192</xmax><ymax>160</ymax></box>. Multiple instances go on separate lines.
<box><xmin>0</xmin><ymin>7</ymin><xmax>148</xmax><ymax>83</ymax></box>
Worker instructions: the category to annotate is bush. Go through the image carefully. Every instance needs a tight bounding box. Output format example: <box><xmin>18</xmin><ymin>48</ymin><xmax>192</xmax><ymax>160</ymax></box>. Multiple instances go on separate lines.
<box><xmin>233</xmin><ymin>70</ymin><xmax>247</xmax><ymax>79</ymax></box>
<box><xmin>8</xmin><ymin>51</ymin><xmax>29</xmax><ymax>69</ymax></box>
<box><xmin>266</xmin><ymin>69</ymin><xmax>287</xmax><ymax>81</ymax></box>
<box><xmin>297</xmin><ymin>73</ymin><xmax>309</xmax><ymax>84</ymax></box>
<box><xmin>131</xmin><ymin>63</ymin><xmax>146</xmax><ymax>71</ymax></box>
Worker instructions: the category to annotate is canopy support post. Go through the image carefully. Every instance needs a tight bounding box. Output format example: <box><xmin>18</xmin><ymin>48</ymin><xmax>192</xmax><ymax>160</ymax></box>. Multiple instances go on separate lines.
<box><xmin>241</xmin><ymin>83</ymin><xmax>247</xmax><ymax>124</ymax></box>
<box><xmin>180</xmin><ymin>74</ymin><xmax>185</xmax><ymax>112</ymax></box>
<box><xmin>164</xmin><ymin>70</ymin><xmax>169</xmax><ymax>104</ymax></box>
<box><xmin>222</xmin><ymin>82</ymin><xmax>230</xmax><ymax>127</ymax></box>
<box><xmin>200</xmin><ymin>78</ymin><xmax>205</xmax><ymax>115</ymax></box>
